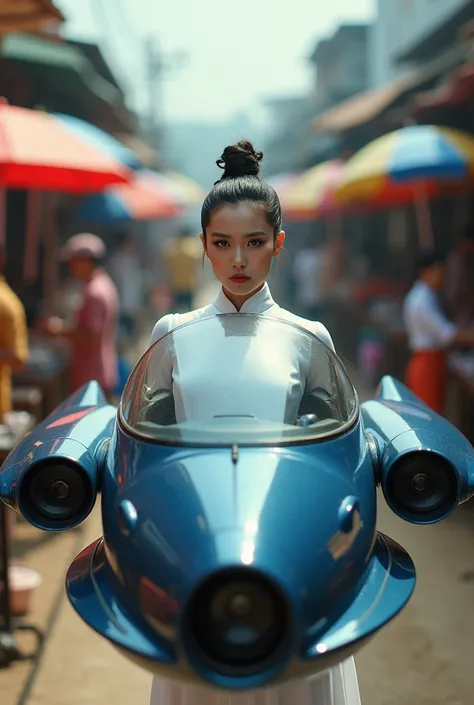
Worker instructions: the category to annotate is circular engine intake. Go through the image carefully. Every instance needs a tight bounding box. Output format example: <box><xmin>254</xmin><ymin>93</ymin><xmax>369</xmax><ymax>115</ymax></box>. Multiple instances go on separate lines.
<box><xmin>19</xmin><ymin>459</ymin><xmax>96</xmax><ymax>530</ymax></box>
<box><xmin>384</xmin><ymin>451</ymin><xmax>459</xmax><ymax>523</ymax></box>
<box><xmin>185</xmin><ymin>569</ymin><xmax>290</xmax><ymax>677</ymax></box>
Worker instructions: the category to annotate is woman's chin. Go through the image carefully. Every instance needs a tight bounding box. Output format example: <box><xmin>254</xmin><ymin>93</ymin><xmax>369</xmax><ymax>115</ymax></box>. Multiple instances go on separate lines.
<box><xmin>225</xmin><ymin>280</ymin><xmax>264</xmax><ymax>297</ymax></box>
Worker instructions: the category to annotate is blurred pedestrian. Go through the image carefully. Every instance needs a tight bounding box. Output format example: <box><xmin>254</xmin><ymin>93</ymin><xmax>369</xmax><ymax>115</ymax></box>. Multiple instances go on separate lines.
<box><xmin>162</xmin><ymin>226</ymin><xmax>201</xmax><ymax>311</ymax></box>
<box><xmin>0</xmin><ymin>247</ymin><xmax>29</xmax><ymax>419</ymax></box>
<box><xmin>292</xmin><ymin>240</ymin><xmax>328</xmax><ymax>321</ymax></box>
<box><xmin>107</xmin><ymin>232</ymin><xmax>143</xmax><ymax>341</ymax></box>
<box><xmin>42</xmin><ymin>234</ymin><xmax>119</xmax><ymax>399</ymax></box>
<box><xmin>444</xmin><ymin>227</ymin><xmax>474</xmax><ymax>324</ymax></box>
<box><xmin>403</xmin><ymin>250</ymin><xmax>474</xmax><ymax>414</ymax></box>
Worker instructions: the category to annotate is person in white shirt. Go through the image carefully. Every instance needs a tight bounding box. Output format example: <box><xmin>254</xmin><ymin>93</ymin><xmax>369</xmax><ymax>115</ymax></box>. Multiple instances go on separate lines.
<box><xmin>403</xmin><ymin>250</ymin><xmax>474</xmax><ymax>414</ymax></box>
<box><xmin>148</xmin><ymin>140</ymin><xmax>359</xmax><ymax>705</ymax></box>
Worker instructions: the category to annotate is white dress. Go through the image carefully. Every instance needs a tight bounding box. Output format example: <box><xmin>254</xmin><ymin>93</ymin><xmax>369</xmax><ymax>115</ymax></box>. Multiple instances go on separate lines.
<box><xmin>148</xmin><ymin>284</ymin><xmax>362</xmax><ymax>705</ymax></box>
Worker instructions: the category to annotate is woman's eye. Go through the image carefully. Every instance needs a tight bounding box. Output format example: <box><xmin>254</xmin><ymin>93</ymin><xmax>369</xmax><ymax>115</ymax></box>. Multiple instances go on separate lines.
<box><xmin>214</xmin><ymin>240</ymin><xmax>229</xmax><ymax>248</ymax></box>
<box><xmin>248</xmin><ymin>239</ymin><xmax>264</xmax><ymax>247</ymax></box>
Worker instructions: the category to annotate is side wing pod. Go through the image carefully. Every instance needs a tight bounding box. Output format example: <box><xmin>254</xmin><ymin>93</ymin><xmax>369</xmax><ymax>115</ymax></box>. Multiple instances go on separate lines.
<box><xmin>0</xmin><ymin>381</ymin><xmax>116</xmax><ymax>531</ymax></box>
<box><xmin>361</xmin><ymin>376</ymin><xmax>474</xmax><ymax>524</ymax></box>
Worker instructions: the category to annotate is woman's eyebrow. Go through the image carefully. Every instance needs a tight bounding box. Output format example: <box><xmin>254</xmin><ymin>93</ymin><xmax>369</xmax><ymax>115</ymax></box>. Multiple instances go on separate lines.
<box><xmin>210</xmin><ymin>231</ymin><xmax>267</xmax><ymax>238</ymax></box>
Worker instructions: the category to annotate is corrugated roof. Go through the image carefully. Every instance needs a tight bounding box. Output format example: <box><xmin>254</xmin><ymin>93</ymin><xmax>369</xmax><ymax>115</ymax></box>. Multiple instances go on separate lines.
<box><xmin>312</xmin><ymin>74</ymin><xmax>419</xmax><ymax>133</ymax></box>
<box><xmin>312</xmin><ymin>43</ymin><xmax>468</xmax><ymax>134</ymax></box>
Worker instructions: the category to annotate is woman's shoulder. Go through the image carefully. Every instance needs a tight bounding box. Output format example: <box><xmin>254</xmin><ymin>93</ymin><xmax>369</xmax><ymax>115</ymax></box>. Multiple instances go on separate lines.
<box><xmin>273</xmin><ymin>307</ymin><xmax>335</xmax><ymax>352</ymax></box>
<box><xmin>149</xmin><ymin>304</ymin><xmax>214</xmax><ymax>346</ymax></box>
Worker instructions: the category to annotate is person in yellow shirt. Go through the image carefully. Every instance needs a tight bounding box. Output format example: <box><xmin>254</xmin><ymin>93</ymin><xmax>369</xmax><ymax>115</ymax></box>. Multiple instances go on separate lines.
<box><xmin>0</xmin><ymin>249</ymin><xmax>29</xmax><ymax>419</ymax></box>
<box><xmin>162</xmin><ymin>227</ymin><xmax>201</xmax><ymax>311</ymax></box>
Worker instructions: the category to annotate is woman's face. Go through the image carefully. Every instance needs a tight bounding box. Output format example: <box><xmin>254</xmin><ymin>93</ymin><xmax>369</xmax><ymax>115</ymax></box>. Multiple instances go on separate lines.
<box><xmin>201</xmin><ymin>202</ymin><xmax>285</xmax><ymax>309</ymax></box>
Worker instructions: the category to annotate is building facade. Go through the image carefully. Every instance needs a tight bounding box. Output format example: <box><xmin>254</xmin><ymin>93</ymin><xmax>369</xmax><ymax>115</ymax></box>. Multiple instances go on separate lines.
<box><xmin>262</xmin><ymin>24</ymin><xmax>370</xmax><ymax>174</ymax></box>
<box><xmin>370</xmin><ymin>0</ymin><xmax>474</xmax><ymax>87</ymax></box>
<box><xmin>310</xmin><ymin>24</ymin><xmax>370</xmax><ymax>109</ymax></box>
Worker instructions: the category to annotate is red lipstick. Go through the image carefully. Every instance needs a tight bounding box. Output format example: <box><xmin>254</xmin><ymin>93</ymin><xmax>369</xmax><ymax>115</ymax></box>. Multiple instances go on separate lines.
<box><xmin>230</xmin><ymin>274</ymin><xmax>251</xmax><ymax>283</ymax></box>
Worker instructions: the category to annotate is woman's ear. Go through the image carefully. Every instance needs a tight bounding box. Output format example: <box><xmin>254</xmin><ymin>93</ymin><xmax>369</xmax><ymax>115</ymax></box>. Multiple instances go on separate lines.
<box><xmin>273</xmin><ymin>231</ymin><xmax>286</xmax><ymax>257</ymax></box>
<box><xmin>199</xmin><ymin>233</ymin><xmax>207</xmax><ymax>254</ymax></box>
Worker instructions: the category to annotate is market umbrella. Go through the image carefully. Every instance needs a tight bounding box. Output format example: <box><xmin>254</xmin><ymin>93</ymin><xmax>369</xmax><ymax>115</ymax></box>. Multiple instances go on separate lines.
<box><xmin>23</xmin><ymin>113</ymin><xmax>143</xmax><ymax>282</ymax></box>
<box><xmin>281</xmin><ymin>161</ymin><xmax>344</xmax><ymax>219</ymax></box>
<box><xmin>53</xmin><ymin>112</ymin><xmax>143</xmax><ymax>171</ymax></box>
<box><xmin>0</xmin><ymin>100</ymin><xmax>131</xmax><ymax>192</ymax></box>
<box><xmin>266</xmin><ymin>172</ymin><xmax>300</xmax><ymax>200</ymax></box>
<box><xmin>334</xmin><ymin>125</ymin><xmax>474</xmax><ymax>249</ymax></box>
<box><xmin>0</xmin><ymin>99</ymin><xmax>131</xmax><ymax>300</ymax></box>
<box><xmin>74</xmin><ymin>170</ymin><xmax>183</xmax><ymax>223</ymax></box>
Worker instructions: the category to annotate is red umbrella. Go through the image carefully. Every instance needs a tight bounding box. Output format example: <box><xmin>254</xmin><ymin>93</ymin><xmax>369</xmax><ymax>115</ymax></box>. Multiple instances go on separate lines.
<box><xmin>0</xmin><ymin>99</ymin><xmax>132</xmax><ymax>289</ymax></box>
<box><xmin>0</xmin><ymin>100</ymin><xmax>130</xmax><ymax>192</ymax></box>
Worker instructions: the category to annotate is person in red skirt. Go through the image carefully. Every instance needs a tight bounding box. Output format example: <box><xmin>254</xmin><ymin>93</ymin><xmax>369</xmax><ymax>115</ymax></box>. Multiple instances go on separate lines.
<box><xmin>403</xmin><ymin>250</ymin><xmax>474</xmax><ymax>414</ymax></box>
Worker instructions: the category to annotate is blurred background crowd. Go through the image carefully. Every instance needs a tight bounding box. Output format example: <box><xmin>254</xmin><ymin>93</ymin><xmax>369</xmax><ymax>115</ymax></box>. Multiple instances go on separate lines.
<box><xmin>2</xmin><ymin>1</ymin><xmax>474</xmax><ymax>703</ymax></box>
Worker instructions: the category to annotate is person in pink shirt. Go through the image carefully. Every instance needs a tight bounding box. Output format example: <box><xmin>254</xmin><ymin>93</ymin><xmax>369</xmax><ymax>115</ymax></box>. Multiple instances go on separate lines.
<box><xmin>44</xmin><ymin>233</ymin><xmax>119</xmax><ymax>398</ymax></box>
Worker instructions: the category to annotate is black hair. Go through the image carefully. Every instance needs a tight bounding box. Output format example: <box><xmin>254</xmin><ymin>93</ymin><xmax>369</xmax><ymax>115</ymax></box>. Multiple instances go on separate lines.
<box><xmin>201</xmin><ymin>140</ymin><xmax>282</xmax><ymax>241</ymax></box>
<box><xmin>415</xmin><ymin>249</ymin><xmax>446</xmax><ymax>276</ymax></box>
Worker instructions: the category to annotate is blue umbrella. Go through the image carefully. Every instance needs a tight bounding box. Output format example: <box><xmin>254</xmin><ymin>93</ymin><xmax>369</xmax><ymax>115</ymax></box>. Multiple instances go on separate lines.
<box><xmin>53</xmin><ymin>113</ymin><xmax>142</xmax><ymax>171</ymax></box>
<box><xmin>73</xmin><ymin>170</ymin><xmax>182</xmax><ymax>224</ymax></box>
<box><xmin>73</xmin><ymin>190</ymin><xmax>134</xmax><ymax>223</ymax></box>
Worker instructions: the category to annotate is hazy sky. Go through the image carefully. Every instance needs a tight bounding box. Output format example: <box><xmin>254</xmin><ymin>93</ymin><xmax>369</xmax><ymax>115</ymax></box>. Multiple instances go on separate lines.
<box><xmin>55</xmin><ymin>0</ymin><xmax>373</xmax><ymax>123</ymax></box>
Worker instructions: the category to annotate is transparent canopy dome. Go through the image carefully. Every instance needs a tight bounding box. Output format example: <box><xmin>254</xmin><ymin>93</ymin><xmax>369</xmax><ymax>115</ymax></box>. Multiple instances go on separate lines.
<box><xmin>120</xmin><ymin>314</ymin><xmax>358</xmax><ymax>446</ymax></box>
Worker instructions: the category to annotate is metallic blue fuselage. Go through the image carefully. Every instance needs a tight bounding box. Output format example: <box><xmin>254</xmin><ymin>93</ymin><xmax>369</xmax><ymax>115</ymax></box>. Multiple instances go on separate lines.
<box><xmin>1</xmin><ymin>376</ymin><xmax>473</xmax><ymax>690</ymax></box>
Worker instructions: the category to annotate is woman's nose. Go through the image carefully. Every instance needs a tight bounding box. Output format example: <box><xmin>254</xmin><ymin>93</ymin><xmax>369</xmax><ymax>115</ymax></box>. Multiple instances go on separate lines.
<box><xmin>232</xmin><ymin>247</ymin><xmax>246</xmax><ymax>267</ymax></box>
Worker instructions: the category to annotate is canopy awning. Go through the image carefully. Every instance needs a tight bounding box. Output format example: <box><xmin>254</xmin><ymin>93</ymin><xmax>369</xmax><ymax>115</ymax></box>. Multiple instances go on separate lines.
<box><xmin>411</xmin><ymin>63</ymin><xmax>474</xmax><ymax>119</ymax></box>
<box><xmin>0</xmin><ymin>33</ymin><xmax>122</xmax><ymax>107</ymax></box>
<box><xmin>312</xmin><ymin>44</ymin><xmax>468</xmax><ymax>135</ymax></box>
<box><xmin>0</xmin><ymin>0</ymin><xmax>63</xmax><ymax>35</ymax></box>
<box><xmin>311</xmin><ymin>76</ymin><xmax>416</xmax><ymax>134</ymax></box>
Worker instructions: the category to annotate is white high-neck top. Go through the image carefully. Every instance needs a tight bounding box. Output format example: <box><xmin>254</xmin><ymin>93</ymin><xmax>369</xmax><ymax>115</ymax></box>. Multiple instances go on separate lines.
<box><xmin>150</xmin><ymin>283</ymin><xmax>334</xmax><ymax>350</ymax></box>
<box><xmin>148</xmin><ymin>284</ymin><xmax>336</xmax><ymax>425</ymax></box>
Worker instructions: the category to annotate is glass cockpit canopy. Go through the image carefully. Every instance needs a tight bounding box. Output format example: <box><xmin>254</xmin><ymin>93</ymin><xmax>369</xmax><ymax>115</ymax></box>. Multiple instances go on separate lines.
<box><xmin>120</xmin><ymin>314</ymin><xmax>359</xmax><ymax>446</ymax></box>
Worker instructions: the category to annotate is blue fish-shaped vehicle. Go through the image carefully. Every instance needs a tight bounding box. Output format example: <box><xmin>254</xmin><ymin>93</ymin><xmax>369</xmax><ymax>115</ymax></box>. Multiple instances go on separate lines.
<box><xmin>1</xmin><ymin>314</ymin><xmax>473</xmax><ymax>704</ymax></box>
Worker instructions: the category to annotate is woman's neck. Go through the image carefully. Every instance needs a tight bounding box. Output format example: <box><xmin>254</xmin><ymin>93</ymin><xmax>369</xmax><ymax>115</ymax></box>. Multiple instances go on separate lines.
<box><xmin>222</xmin><ymin>282</ymin><xmax>265</xmax><ymax>311</ymax></box>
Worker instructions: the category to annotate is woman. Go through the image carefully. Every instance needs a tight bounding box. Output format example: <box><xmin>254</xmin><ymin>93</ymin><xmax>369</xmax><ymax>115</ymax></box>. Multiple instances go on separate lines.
<box><xmin>151</xmin><ymin>141</ymin><xmax>333</xmax><ymax>351</ymax></box>
<box><xmin>149</xmin><ymin>140</ymin><xmax>361</xmax><ymax>705</ymax></box>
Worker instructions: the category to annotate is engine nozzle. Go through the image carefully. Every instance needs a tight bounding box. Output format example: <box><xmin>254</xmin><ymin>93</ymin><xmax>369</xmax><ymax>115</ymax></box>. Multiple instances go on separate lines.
<box><xmin>185</xmin><ymin>569</ymin><xmax>289</xmax><ymax>677</ymax></box>
<box><xmin>385</xmin><ymin>451</ymin><xmax>459</xmax><ymax>523</ymax></box>
<box><xmin>20</xmin><ymin>459</ymin><xmax>95</xmax><ymax>530</ymax></box>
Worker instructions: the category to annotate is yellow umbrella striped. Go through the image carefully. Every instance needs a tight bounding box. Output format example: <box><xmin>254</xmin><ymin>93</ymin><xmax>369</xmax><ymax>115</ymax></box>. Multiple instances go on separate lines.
<box><xmin>282</xmin><ymin>160</ymin><xmax>344</xmax><ymax>219</ymax></box>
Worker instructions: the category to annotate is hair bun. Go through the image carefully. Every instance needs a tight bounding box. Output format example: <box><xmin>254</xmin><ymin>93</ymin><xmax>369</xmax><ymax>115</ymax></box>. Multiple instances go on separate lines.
<box><xmin>216</xmin><ymin>139</ymin><xmax>263</xmax><ymax>179</ymax></box>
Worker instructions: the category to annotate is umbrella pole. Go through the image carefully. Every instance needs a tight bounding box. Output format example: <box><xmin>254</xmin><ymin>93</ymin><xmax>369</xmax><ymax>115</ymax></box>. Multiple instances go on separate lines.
<box><xmin>43</xmin><ymin>194</ymin><xmax>59</xmax><ymax>315</ymax></box>
<box><xmin>414</xmin><ymin>186</ymin><xmax>434</xmax><ymax>251</ymax></box>
<box><xmin>23</xmin><ymin>191</ymin><xmax>42</xmax><ymax>283</ymax></box>
<box><xmin>325</xmin><ymin>215</ymin><xmax>343</xmax><ymax>297</ymax></box>
<box><xmin>0</xmin><ymin>187</ymin><xmax>6</xmax><ymax>252</ymax></box>
<box><xmin>326</xmin><ymin>214</ymin><xmax>341</xmax><ymax>243</ymax></box>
